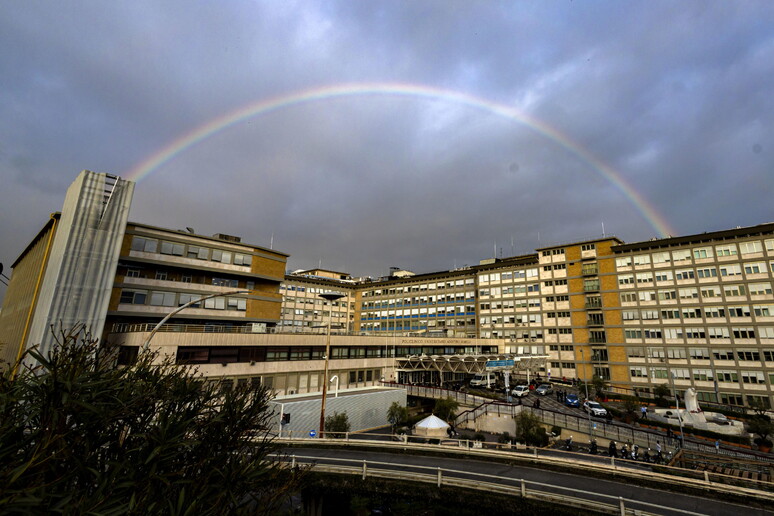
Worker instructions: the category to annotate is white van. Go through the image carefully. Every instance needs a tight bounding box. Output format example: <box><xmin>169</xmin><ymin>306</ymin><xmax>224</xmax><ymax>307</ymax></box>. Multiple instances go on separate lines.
<box><xmin>470</xmin><ymin>372</ymin><xmax>496</xmax><ymax>388</ymax></box>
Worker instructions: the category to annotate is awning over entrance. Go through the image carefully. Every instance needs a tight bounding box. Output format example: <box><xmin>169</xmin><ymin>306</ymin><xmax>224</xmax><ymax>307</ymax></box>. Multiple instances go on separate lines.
<box><xmin>395</xmin><ymin>354</ymin><xmax>547</xmax><ymax>377</ymax></box>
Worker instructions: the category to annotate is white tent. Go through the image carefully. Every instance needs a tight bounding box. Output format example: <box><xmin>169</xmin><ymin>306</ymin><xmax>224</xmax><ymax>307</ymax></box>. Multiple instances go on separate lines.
<box><xmin>413</xmin><ymin>414</ymin><xmax>450</xmax><ymax>437</ymax></box>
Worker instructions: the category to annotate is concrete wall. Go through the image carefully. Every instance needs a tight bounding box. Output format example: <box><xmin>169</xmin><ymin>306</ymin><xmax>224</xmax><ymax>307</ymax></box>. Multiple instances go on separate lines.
<box><xmin>269</xmin><ymin>387</ymin><xmax>407</xmax><ymax>438</ymax></box>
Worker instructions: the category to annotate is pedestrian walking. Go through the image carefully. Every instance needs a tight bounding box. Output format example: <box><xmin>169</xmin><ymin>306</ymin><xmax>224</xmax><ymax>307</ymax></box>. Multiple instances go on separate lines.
<box><xmin>656</xmin><ymin>441</ymin><xmax>662</xmax><ymax>455</ymax></box>
<box><xmin>640</xmin><ymin>405</ymin><xmax>648</xmax><ymax>420</ymax></box>
<box><xmin>715</xmin><ymin>439</ymin><xmax>720</xmax><ymax>452</ymax></box>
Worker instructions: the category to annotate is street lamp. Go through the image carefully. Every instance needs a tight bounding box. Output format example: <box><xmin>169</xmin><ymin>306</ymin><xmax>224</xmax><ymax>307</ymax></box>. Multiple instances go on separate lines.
<box><xmin>318</xmin><ymin>292</ymin><xmax>345</xmax><ymax>437</ymax></box>
<box><xmin>669</xmin><ymin>371</ymin><xmax>685</xmax><ymax>447</ymax></box>
<box><xmin>579</xmin><ymin>348</ymin><xmax>594</xmax><ymax>441</ymax></box>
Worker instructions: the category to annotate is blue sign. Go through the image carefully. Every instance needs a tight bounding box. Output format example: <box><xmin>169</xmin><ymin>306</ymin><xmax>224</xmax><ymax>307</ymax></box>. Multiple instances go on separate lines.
<box><xmin>486</xmin><ymin>359</ymin><xmax>515</xmax><ymax>368</ymax></box>
<box><xmin>309</xmin><ymin>430</ymin><xmax>317</xmax><ymax>438</ymax></box>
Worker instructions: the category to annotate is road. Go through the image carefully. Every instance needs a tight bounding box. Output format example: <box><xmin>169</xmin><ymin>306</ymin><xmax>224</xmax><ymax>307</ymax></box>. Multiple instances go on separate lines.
<box><xmin>282</xmin><ymin>446</ymin><xmax>772</xmax><ymax>516</ymax></box>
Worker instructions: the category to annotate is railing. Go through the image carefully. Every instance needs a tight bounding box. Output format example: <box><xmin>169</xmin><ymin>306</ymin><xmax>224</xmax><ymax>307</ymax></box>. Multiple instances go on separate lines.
<box><xmin>275</xmin><ymin>438</ymin><xmax>773</xmax><ymax>497</ymax></box>
<box><xmin>286</xmin><ymin>454</ymin><xmax>709</xmax><ymax>515</ymax></box>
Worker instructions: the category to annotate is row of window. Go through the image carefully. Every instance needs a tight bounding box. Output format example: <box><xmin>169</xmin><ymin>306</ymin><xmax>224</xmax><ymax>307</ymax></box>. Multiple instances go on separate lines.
<box><xmin>626</xmin><ymin>347</ymin><xmax>774</xmax><ymax>361</ymax></box>
<box><xmin>624</xmin><ymin>327</ymin><xmax>770</xmax><ymax>340</ymax></box>
<box><xmin>131</xmin><ymin>236</ymin><xmax>252</xmax><ymax>266</ymax></box>
<box><xmin>363</xmin><ymin>293</ymin><xmax>475</xmax><ymax>308</ymax></box>
<box><xmin>619</xmin><ymin>283</ymin><xmax>767</xmax><ymax>302</ymax></box>
<box><xmin>629</xmin><ymin>366</ymin><xmax>773</xmax><ymax>385</ymax></box>
<box><xmin>616</xmin><ymin>241</ymin><xmax>774</xmax><ymax>269</ymax></box>
<box><xmin>623</xmin><ymin>305</ymin><xmax>774</xmax><ymax>320</ymax></box>
<box><xmin>120</xmin><ymin>289</ymin><xmax>247</xmax><ymax>311</ymax></box>
<box><xmin>363</xmin><ymin>279</ymin><xmax>475</xmax><ymax>297</ymax></box>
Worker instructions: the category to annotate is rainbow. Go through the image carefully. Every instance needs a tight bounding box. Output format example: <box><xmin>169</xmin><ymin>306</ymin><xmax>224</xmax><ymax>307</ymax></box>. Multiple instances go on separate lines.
<box><xmin>125</xmin><ymin>82</ymin><xmax>675</xmax><ymax>237</ymax></box>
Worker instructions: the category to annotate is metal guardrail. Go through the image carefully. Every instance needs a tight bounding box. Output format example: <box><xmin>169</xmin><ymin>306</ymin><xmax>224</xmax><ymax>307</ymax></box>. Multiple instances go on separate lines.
<box><xmin>282</xmin><ymin>452</ymin><xmax>729</xmax><ymax>515</ymax></box>
<box><xmin>276</xmin><ymin>435</ymin><xmax>774</xmax><ymax>496</ymax></box>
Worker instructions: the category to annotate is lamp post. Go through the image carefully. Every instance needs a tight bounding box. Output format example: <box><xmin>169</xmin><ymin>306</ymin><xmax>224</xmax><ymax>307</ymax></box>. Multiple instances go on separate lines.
<box><xmin>318</xmin><ymin>292</ymin><xmax>345</xmax><ymax>437</ymax></box>
<box><xmin>580</xmin><ymin>348</ymin><xmax>594</xmax><ymax>441</ymax></box>
<box><xmin>670</xmin><ymin>371</ymin><xmax>685</xmax><ymax>447</ymax></box>
<box><xmin>142</xmin><ymin>289</ymin><xmax>249</xmax><ymax>351</ymax></box>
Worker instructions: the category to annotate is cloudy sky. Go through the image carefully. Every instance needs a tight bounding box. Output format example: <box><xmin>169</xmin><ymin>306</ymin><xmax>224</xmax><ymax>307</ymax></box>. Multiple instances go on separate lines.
<box><xmin>1</xmin><ymin>1</ymin><xmax>772</xmax><ymax>297</ymax></box>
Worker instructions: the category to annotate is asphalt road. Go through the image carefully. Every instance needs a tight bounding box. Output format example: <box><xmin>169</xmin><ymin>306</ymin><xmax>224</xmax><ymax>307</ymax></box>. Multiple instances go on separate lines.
<box><xmin>283</xmin><ymin>446</ymin><xmax>772</xmax><ymax>516</ymax></box>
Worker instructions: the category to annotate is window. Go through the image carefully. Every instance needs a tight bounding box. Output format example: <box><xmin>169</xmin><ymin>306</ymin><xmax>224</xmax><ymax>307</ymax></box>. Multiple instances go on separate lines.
<box><xmin>233</xmin><ymin>253</ymin><xmax>251</xmax><ymax>266</ymax></box>
<box><xmin>627</xmin><ymin>347</ymin><xmax>645</xmax><ymax>357</ymax></box>
<box><xmin>625</xmin><ymin>329</ymin><xmax>643</xmax><ymax>339</ymax></box>
<box><xmin>742</xmin><ymin>371</ymin><xmax>765</xmax><ymax>384</ymax></box>
<box><xmin>636</xmin><ymin>273</ymin><xmax>653</xmax><ymax>283</ymax></box>
<box><xmin>150</xmin><ymin>291</ymin><xmax>176</xmax><ymax>307</ymax></box>
<box><xmin>652</xmin><ymin>252</ymin><xmax>670</xmax><ymax>264</ymax></box>
<box><xmin>667</xmin><ymin>347</ymin><xmax>686</xmax><ymax>359</ymax></box>
<box><xmin>633</xmin><ymin>254</ymin><xmax>651</xmax><ymax>266</ymax></box>
<box><xmin>620</xmin><ymin>292</ymin><xmax>637</xmax><ymax>303</ymax></box>
<box><xmin>120</xmin><ymin>290</ymin><xmax>147</xmax><ymax>305</ymax></box>
<box><xmin>715</xmin><ymin>244</ymin><xmax>737</xmax><ymax>256</ymax></box>
<box><xmin>720</xmin><ymin>264</ymin><xmax>742</xmax><ymax>276</ymax></box>
<box><xmin>689</xmin><ymin>347</ymin><xmax>710</xmax><ymax>360</ymax></box>
<box><xmin>618</xmin><ymin>275</ymin><xmax>634</xmax><ymax>285</ymax></box>
<box><xmin>744</xmin><ymin>262</ymin><xmax>765</xmax><ymax>274</ymax></box>
<box><xmin>712</xmin><ymin>349</ymin><xmax>734</xmax><ymax>360</ymax></box>
<box><xmin>678</xmin><ymin>288</ymin><xmax>698</xmax><ymax>299</ymax></box>
<box><xmin>672</xmin><ymin>249</ymin><xmax>691</xmax><ymax>262</ymax></box>
<box><xmin>654</xmin><ymin>271</ymin><xmax>673</xmax><ymax>282</ymax></box>
<box><xmin>178</xmin><ymin>293</ymin><xmax>201</xmax><ymax>307</ymax></box>
<box><xmin>749</xmin><ymin>282</ymin><xmax>773</xmax><ymax>296</ymax></box>
<box><xmin>160</xmin><ymin>241</ymin><xmax>185</xmax><ymax>256</ymax></box>
<box><xmin>675</xmin><ymin>269</ymin><xmax>695</xmax><ymax>280</ymax></box>
<box><xmin>704</xmin><ymin>306</ymin><xmax>725</xmax><ymax>318</ymax></box>
<box><xmin>131</xmin><ymin>236</ymin><xmax>158</xmax><ymax>253</ymax></box>
<box><xmin>732</xmin><ymin>327</ymin><xmax>756</xmax><ymax>339</ymax></box>
<box><xmin>724</xmin><ymin>284</ymin><xmax>746</xmax><ymax>297</ymax></box>
<box><xmin>736</xmin><ymin>350</ymin><xmax>761</xmax><ymax>361</ymax></box>
<box><xmin>658</xmin><ymin>290</ymin><xmax>677</xmax><ymax>300</ymax></box>
<box><xmin>182</xmin><ymin>275</ymin><xmax>192</xmax><ymax>283</ymax></box>
<box><xmin>581</xmin><ymin>244</ymin><xmax>595</xmax><ymax>251</ymax></box>
<box><xmin>155</xmin><ymin>271</ymin><xmax>168</xmax><ymax>281</ymax></box>
<box><xmin>126</xmin><ymin>269</ymin><xmax>140</xmax><ymax>278</ymax></box>
<box><xmin>630</xmin><ymin>366</ymin><xmax>647</xmax><ymax>377</ymax></box>
<box><xmin>616</xmin><ymin>257</ymin><xmax>632</xmax><ymax>268</ymax></box>
<box><xmin>696</xmin><ymin>267</ymin><xmax>717</xmax><ymax>278</ymax></box>
<box><xmin>701</xmin><ymin>286</ymin><xmax>720</xmax><ymax>298</ymax></box>
<box><xmin>740</xmin><ymin>241</ymin><xmax>763</xmax><ymax>254</ymax></box>
<box><xmin>693</xmin><ymin>247</ymin><xmax>713</xmax><ymax>259</ymax></box>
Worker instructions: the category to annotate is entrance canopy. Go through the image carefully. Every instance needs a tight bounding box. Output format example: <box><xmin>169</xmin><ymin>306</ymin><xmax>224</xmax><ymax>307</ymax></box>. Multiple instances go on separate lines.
<box><xmin>396</xmin><ymin>354</ymin><xmax>547</xmax><ymax>376</ymax></box>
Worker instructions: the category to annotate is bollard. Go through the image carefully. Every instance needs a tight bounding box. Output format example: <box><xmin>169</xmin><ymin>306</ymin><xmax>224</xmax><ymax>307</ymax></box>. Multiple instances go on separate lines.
<box><xmin>704</xmin><ymin>471</ymin><xmax>710</xmax><ymax>484</ymax></box>
<box><xmin>619</xmin><ymin>496</ymin><xmax>625</xmax><ymax>516</ymax></box>
<box><xmin>533</xmin><ymin>447</ymin><xmax>538</xmax><ymax>459</ymax></box>
<box><xmin>520</xmin><ymin>479</ymin><xmax>526</xmax><ymax>497</ymax></box>
<box><xmin>437</xmin><ymin>467</ymin><xmax>442</xmax><ymax>487</ymax></box>
<box><xmin>610</xmin><ymin>456</ymin><xmax>615</xmax><ymax>468</ymax></box>
<box><xmin>362</xmin><ymin>460</ymin><xmax>367</xmax><ymax>480</ymax></box>
<box><xmin>346</xmin><ymin>432</ymin><xmax>349</xmax><ymax>441</ymax></box>
<box><xmin>291</xmin><ymin>455</ymin><xmax>296</xmax><ymax>469</ymax></box>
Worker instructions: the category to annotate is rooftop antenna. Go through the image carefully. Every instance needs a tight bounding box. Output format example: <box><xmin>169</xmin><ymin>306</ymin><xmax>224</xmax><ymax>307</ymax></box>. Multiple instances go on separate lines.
<box><xmin>493</xmin><ymin>241</ymin><xmax>497</xmax><ymax>259</ymax></box>
<box><xmin>602</xmin><ymin>222</ymin><xmax>606</xmax><ymax>238</ymax></box>
<box><xmin>511</xmin><ymin>235</ymin><xmax>514</xmax><ymax>256</ymax></box>
<box><xmin>270</xmin><ymin>231</ymin><xmax>274</xmax><ymax>249</ymax></box>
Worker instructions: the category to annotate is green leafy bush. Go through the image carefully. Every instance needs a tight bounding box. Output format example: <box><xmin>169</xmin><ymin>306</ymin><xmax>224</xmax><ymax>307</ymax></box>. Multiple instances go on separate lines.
<box><xmin>0</xmin><ymin>326</ymin><xmax>299</xmax><ymax>515</ymax></box>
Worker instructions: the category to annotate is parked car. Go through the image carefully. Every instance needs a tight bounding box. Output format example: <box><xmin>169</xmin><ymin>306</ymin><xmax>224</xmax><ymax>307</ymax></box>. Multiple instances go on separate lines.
<box><xmin>511</xmin><ymin>385</ymin><xmax>530</xmax><ymax>397</ymax></box>
<box><xmin>583</xmin><ymin>400</ymin><xmax>607</xmax><ymax>417</ymax></box>
<box><xmin>565</xmin><ymin>393</ymin><xmax>580</xmax><ymax>408</ymax></box>
<box><xmin>469</xmin><ymin>372</ymin><xmax>497</xmax><ymax>388</ymax></box>
<box><xmin>535</xmin><ymin>383</ymin><xmax>553</xmax><ymax>396</ymax></box>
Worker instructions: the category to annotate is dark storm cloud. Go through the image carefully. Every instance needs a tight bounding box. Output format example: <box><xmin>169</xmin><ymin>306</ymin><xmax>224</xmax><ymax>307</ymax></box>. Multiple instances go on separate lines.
<box><xmin>1</xmin><ymin>1</ymin><xmax>773</xmax><ymax>299</ymax></box>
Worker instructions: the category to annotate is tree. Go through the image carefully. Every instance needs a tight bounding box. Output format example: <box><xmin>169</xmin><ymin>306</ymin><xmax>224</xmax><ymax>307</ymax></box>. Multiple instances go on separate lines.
<box><xmin>591</xmin><ymin>375</ymin><xmax>608</xmax><ymax>399</ymax></box>
<box><xmin>433</xmin><ymin>396</ymin><xmax>459</xmax><ymax>423</ymax></box>
<box><xmin>747</xmin><ymin>415</ymin><xmax>773</xmax><ymax>449</ymax></box>
<box><xmin>621</xmin><ymin>398</ymin><xmax>640</xmax><ymax>424</ymax></box>
<box><xmin>387</xmin><ymin>401</ymin><xmax>408</xmax><ymax>432</ymax></box>
<box><xmin>513</xmin><ymin>411</ymin><xmax>548</xmax><ymax>447</ymax></box>
<box><xmin>324</xmin><ymin>411</ymin><xmax>351</xmax><ymax>437</ymax></box>
<box><xmin>654</xmin><ymin>383</ymin><xmax>671</xmax><ymax>407</ymax></box>
<box><xmin>0</xmin><ymin>325</ymin><xmax>301</xmax><ymax>515</ymax></box>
